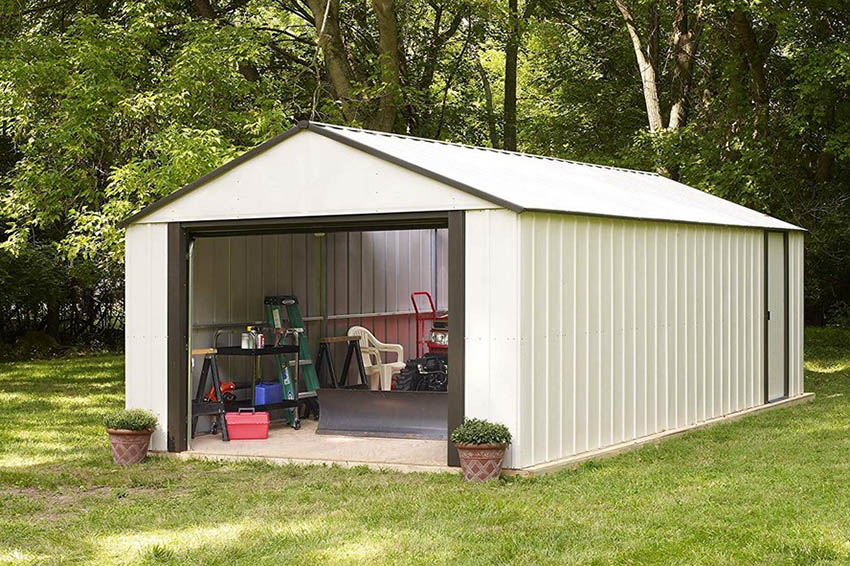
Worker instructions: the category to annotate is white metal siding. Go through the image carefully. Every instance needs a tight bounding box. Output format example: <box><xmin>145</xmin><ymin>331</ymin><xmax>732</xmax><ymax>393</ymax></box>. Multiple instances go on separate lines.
<box><xmin>125</xmin><ymin>223</ymin><xmax>170</xmax><ymax>450</ymax></box>
<box><xmin>789</xmin><ymin>232</ymin><xmax>805</xmax><ymax>396</ymax></box>
<box><xmin>463</xmin><ymin>209</ymin><xmax>521</xmax><ymax>468</ymax></box>
<box><xmin>514</xmin><ymin>213</ymin><xmax>805</xmax><ymax>469</ymax></box>
<box><xmin>137</xmin><ymin>132</ymin><xmax>498</xmax><ymax>224</ymax></box>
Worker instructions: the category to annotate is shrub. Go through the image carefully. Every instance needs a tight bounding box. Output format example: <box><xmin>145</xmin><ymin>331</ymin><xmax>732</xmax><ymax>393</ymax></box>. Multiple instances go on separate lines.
<box><xmin>104</xmin><ymin>409</ymin><xmax>158</xmax><ymax>431</ymax></box>
<box><xmin>450</xmin><ymin>418</ymin><xmax>512</xmax><ymax>446</ymax></box>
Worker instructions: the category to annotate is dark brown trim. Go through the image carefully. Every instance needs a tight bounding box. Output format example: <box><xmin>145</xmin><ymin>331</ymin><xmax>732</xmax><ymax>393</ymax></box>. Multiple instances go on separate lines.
<box><xmin>447</xmin><ymin>211</ymin><xmax>465</xmax><ymax>467</ymax></box>
<box><xmin>305</xmin><ymin>123</ymin><xmax>523</xmax><ymax>214</ymax></box>
<box><xmin>178</xmin><ymin>211</ymin><xmax>458</xmax><ymax>462</ymax></box>
<box><xmin>118</xmin><ymin>124</ymin><xmax>306</xmax><ymax>227</ymax></box>
<box><xmin>166</xmin><ymin>223</ymin><xmax>189</xmax><ymax>451</ymax></box>
<box><xmin>182</xmin><ymin>211</ymin><xmax>449</xmax><ymax>237</ymax></box>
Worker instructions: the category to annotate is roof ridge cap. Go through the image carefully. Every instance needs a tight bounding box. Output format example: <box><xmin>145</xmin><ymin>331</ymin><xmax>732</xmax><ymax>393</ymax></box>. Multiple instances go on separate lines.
<box><xmin>307</xmin><ymin>121</ymin><xmax>660</xmax><ymax>177</ymax></box>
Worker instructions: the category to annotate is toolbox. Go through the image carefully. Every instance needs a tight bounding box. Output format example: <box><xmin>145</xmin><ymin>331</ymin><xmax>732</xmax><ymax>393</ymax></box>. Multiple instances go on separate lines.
<box><xmin>254</xmin><ymin>381</ymin><xmax>283</xmax><ymax>405</ymax></box>
<box><xmin>224</xmin><ymin>409</ymin><xmax>270</xmax><ymax>440</ymax></box>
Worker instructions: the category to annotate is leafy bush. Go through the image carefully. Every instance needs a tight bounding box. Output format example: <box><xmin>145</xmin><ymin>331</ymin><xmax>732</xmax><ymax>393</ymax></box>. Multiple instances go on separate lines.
<box><xmin>104</xmin><ymin>409</ymin><xmax>158</xmax><ymax>431</ymax></box>
<box><xmin>450</xmin><ymin>418</ymin><xmax>512</xmax><ymax>446</ymax></box>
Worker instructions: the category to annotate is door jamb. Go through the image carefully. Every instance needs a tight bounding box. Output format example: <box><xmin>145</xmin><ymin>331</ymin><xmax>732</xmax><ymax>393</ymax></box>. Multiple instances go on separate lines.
<box><xmin>166</xmin><ymin>211</ymin><xmax>464</xmax><ymax>467</ymax></box>
<box><xmin>763</xmin><ymin>230</ymin><xmax>790</xmax><ymax>403</ymax></box>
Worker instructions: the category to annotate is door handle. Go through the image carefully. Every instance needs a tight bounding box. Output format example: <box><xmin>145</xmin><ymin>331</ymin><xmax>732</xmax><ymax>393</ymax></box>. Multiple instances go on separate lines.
<box><xmin>767</xmin><ymin>310</ymin><xmax>771</xmax><ymax>321</ymax></box>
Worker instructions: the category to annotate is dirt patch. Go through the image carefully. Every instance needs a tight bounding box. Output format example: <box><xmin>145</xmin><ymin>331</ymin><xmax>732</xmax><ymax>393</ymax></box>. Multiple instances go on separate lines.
<box><xmin>1</xmin><ymin>484</ymin><xmax>187</xmax><ymax>520</ymax></box>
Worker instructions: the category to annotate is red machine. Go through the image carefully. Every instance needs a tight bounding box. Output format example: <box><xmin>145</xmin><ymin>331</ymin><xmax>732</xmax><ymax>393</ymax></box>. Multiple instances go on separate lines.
<box><xmin>411</xmin><ymin>291</ymin><xmax>448</xmax><ymax>356</ymax></box>
<box><xmin>204</xmin><ymin>381</ymin><xmax>237</xmax><ymax>403</ymax></box>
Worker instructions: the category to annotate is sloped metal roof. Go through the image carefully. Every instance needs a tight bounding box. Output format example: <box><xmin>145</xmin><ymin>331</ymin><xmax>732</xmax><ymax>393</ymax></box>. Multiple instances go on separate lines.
<box><xmin>308</xmin><ymin>122</ymin><xmax>802</xmax><ymax>231</ymax></box>
<box><xmin>123</xmin><ymin>121</ymin><xmax>803</xmax><ymax>231</ymax></box>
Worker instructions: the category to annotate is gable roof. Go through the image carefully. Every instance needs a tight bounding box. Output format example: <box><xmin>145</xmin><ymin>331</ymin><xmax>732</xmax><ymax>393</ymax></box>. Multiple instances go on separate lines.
<box><xmin>121</xmin><ymin>121</ymin><xmax>803</xmax><ymax>231</ymax></box>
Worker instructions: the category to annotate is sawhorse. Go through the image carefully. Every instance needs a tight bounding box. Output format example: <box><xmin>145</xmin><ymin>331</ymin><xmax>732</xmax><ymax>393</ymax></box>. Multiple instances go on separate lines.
<box><xmin>315</xmin><ymin>336</ymin><xmax>370</xmax><ymax>389</ymax></box>
<box><xmin>190</xmin><ymin>350</ymin><xmax>230</xmax><ymax>441</ymax></box>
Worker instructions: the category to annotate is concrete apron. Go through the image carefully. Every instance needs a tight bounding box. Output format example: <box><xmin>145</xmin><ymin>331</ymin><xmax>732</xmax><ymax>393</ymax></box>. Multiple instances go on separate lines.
<box><xmin>156</xmin><ymin>393</ymin><xmax>814</xmax><ymax>476</ymax></box>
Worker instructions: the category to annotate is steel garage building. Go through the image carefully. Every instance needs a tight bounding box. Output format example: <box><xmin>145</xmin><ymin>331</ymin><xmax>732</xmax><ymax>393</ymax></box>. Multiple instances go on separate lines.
<box><xmin>122</xmin><ymin>121</ymin><xmax>805</xmax><ymax>472</ymax></box>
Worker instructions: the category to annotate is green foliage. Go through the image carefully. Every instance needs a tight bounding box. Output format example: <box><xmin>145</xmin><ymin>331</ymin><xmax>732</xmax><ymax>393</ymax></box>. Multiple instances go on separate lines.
<box><xmin>103</xmin><ymin>408</ymin><xmax>158</xmax><ymax>431</ymax></box>
<box><xmin>0</xmin><ymin>0</ymin><xmax>849</xmax><ymax>343</ymax></box>
<box><xmin>450</xmin><ymin>417</ymin><xmax>512</xmax><ymax>446</ymax></box>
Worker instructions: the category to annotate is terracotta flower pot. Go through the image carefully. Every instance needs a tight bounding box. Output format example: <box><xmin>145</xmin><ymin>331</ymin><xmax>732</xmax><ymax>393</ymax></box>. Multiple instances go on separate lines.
<box><xmin>455</xmin><ymin>443</ymin><xmax>507</xmax><ymax>482</ymax></box>
<box><xmin>107</xmin><ymin>429</ymin><xmax>153</xmax><ymax>466</ymax></box>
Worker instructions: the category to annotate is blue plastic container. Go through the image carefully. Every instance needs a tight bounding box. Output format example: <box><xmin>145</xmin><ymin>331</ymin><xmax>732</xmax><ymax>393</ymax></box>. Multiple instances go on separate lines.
<box><xmin>254</xmin><ymin>382</ymin><xmax>283</xmax><ymax>405</ymax></box>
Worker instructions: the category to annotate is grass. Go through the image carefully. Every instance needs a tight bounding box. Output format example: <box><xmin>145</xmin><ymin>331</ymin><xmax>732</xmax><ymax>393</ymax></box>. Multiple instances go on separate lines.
<box><xmin>1</xmin><ymin>329</ymin><xmax>850</xmax><ymax>565</ymax></box>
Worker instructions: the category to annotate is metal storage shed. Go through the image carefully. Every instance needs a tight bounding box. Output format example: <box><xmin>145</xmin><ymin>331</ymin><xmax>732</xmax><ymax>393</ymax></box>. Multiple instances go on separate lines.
<box><xmin>123</xmin><ymin>121</ymin><xmax>805</xmax><ymax>471</ymax></box>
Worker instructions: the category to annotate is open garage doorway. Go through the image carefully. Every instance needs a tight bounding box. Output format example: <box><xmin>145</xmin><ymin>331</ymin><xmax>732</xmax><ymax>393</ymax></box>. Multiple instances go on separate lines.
<box><xmin>181</xmin><ymin>213</ymin><xmax>464</xmax><ymax>469</ymax></box>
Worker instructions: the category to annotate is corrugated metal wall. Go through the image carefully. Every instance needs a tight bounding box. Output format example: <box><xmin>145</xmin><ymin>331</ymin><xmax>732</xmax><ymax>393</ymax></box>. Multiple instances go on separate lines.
<box><xmin>125</xmin><ymin>223</ymin><xmax>170</xmax><ymax>450</ymax></box>
<box><xmin>464</xmin><ymin>209</ymin><xmax>521</xmax><ymax>467</ymax></box>
<box><xmin>514</xmin><ymin>212</ymin><xmax>804</xmax><ymax>469</ymax></box>
<box><xmin>789</xmin><ymin>232</ymin><xmax>804</xmax><ymax>397</ymax></box>
<box><xmin>190</xmin><ymin>229</ymin><xmax>447</xmax><ymax>391</ymax></box>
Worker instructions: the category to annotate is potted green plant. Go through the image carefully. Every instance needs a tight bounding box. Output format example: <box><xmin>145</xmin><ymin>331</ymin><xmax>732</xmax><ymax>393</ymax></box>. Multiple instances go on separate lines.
<box><xmin>104</xmin><ymin>409</ymin><xmax>158</xmax><ymax>466</ymax></box>
<box><xmin>450</xmin><ymin>418</ymin><xmax>512</xmax><ymax>482</ymax></box>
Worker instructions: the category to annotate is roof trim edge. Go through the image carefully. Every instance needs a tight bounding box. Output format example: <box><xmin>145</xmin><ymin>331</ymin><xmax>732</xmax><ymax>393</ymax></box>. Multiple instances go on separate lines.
<box><xmin>118</xmin><ymin>122</ymin><xmax>307</xmax><ymax>228</ymax></box>
<box><xmin>305</xmin><ymin>122</ymin><xmax>524</xmax><ymax>213</ymax></box>
<box><xmin>522</xmin><ymin>207</ymin><xmax>807</xmax><ymax>232</ymax></box>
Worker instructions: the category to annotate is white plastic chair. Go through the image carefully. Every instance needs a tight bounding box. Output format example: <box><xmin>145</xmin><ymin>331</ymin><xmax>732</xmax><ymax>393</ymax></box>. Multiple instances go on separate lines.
<box><xmin>347</xmin><ymin>326</ymin><xmax>405</xmax><ymax>391</ymax></box>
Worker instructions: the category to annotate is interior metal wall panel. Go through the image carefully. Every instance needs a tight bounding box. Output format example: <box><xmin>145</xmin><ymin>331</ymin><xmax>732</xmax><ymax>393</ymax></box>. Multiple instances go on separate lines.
<box><xmin>514</xmin><ymin>212</ymin><xmax>801</xmax><ymax>469</ymax></box>
<box><xmin>325</xmin><ymin>230</ymin><xmax>440</xmax><ymax>371</ymax></box>
<box><xmin>190</xmin><ymin>229</ymin><xmax>446</xmax><ymax>393</ymax></box>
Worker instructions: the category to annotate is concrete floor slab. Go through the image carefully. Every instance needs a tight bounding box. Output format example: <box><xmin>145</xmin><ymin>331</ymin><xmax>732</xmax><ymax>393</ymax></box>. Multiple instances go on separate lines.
<box><xmin>187</xmin><ymin>419</ymin><xmax>450</xmax><ymax>472</ymax></box>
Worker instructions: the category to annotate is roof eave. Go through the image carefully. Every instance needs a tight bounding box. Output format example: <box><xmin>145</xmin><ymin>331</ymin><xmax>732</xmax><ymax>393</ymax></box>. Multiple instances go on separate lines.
<box><xmin>117</xmin><ymin>122</ymin><xmax>308</xmax><ymax>228</ymax></box>
<box><xmin>522</xmin><ymin>207</ymin><xmax>807</xmax><ymax>232</ymax></box>
<box><xmin>305</xmin><ymin>122</ymin><xmax>523</xmax><ymax>213</ymax></box>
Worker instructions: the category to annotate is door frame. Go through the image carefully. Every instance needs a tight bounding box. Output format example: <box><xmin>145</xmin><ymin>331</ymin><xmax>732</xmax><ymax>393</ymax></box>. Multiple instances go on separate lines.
<box><xmin>166</xmin><ymin>211</ymin><xmax>466</xmax><ymax>466</ymax></box>
<box><xmin>763</xmin><ymin>230</ymin><xmax>789</xmax><ymax>403</ymax></box>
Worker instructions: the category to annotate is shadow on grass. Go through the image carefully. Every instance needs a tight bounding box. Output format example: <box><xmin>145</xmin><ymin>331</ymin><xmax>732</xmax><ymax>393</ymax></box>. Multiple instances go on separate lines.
<box><xmin>3</xmin><ymin>339</ymin><xmax>850</xmax><ymax>564</ymax></box>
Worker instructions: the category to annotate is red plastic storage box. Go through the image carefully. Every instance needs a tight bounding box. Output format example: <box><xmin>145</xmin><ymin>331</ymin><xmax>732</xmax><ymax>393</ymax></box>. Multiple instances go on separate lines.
<box><xmin>225</xmin><ymin>409</ymin><xmax>270</xmax><ymax>440</ymax></box>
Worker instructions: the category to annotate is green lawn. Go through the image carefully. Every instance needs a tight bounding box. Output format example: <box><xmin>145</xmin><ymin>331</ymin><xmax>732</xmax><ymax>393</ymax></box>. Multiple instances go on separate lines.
<box><xmin>2</xmin><ymin>329</ymin><xmax>850</xmax><ymax>565</ymax></box>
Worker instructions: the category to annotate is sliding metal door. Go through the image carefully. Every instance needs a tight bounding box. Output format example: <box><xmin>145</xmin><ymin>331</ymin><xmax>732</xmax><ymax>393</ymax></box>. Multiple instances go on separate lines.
<box><xmin>765</xmin><ymin>231</ymin><xmax>788</xmax><ymax>402</ymax></box>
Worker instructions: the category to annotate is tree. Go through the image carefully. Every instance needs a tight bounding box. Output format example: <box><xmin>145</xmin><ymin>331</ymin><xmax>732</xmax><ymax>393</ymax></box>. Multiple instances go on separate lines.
<box><xmin>503</xmin><ymin>0</ymin><xmax>537</xmax><ymax>150</ymax></box>
<box><xmin>613</xmin><ymin>0</ymin><xmax>704</xmax><ymax>133</ymax></box>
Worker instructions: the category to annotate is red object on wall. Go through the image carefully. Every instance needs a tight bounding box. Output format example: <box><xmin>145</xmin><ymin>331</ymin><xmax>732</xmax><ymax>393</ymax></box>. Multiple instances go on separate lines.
<box><xmin>225</xmin><ymin>410</ymin><xmax>270</xmax><ymax>440</ymax></box>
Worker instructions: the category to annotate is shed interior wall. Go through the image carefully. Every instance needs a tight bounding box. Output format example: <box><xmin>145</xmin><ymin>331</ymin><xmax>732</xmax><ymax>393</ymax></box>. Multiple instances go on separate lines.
<box><xmin>190</xmin><ymin>228</ymin><xmax>448</xmax><ymax>431</ymax></box>
<box><xmin>515</xmin><ymin>213</ymin><xmax>804</xmax><ymax>469</ymax></box>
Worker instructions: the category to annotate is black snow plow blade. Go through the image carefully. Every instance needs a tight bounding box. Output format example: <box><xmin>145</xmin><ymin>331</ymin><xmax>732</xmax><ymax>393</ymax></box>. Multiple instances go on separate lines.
<box><xmin>316</xmin><ymin>389</ymin><xmax>447</xmax><ymax>440</ymax></box>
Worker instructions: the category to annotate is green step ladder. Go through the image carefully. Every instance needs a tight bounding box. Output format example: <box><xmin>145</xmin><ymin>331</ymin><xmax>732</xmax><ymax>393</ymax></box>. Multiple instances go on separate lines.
<box><xmin>264</xmin><ymin>296</ymin><xmax>320</xmax><ymax>423</ymax></box>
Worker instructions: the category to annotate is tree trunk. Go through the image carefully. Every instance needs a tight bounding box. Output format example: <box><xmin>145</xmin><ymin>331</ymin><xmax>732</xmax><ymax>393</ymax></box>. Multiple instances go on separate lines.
<box><xmin>729</xmin><ymin>8</ymin><xmax>774</xmax><ymax>138</ymax></box>
<box><xmin>370</xmin><ymin>0</ymin><xmax>404</xmax><ymax>131</ymax></box>
<box><xmin>306</xmin><ymin>0</ymin><xmax>357</xmax><ymax>121</ymax></box>
<box><xmin>614</xmin><ymin>0</ymin><xmax>664</xmax><ymax>132</ymax></box>
<box><xmin>669</xmin><ymin>0</ymin><xmax>703</xmax><ymax>130</ymax></box>
<box><xmin>45</xmin><ymin>298</ymin><xmax>60</xmax><ymax>341</ymax></box>
<box><xmin>504</xmin><ymin>0</ymin><xmax>519</xmax><ymax>151</ymax></box>
<box><xmin>476</xmin><ymin>56</ymin><xmax>499</xmax><ymax>148</ymax></box>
